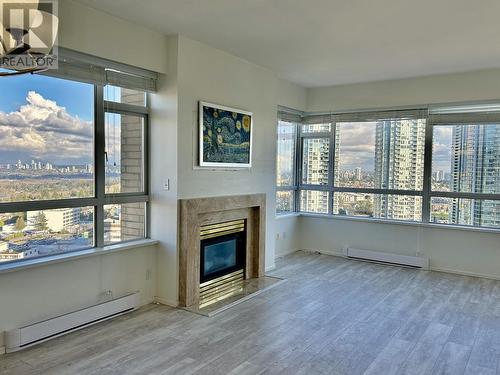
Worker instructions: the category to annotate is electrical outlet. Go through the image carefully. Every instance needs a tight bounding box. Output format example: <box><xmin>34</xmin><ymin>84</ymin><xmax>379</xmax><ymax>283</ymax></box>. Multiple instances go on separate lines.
<box><xmin>146</xmin><ymin>268</ymin><xmax>152</xmax><ymax>281</ymax></box>
<box><xmin>101</xmin><ymin>290</ymin><xmax>113</xmax><ymax>300</ymax></box>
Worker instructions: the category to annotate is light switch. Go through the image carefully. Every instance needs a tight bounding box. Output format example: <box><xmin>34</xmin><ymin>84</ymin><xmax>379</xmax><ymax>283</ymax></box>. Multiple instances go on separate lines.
<box><xmin>163</xmin><ymin>178</ymin><xmax>170</xmax><ymax>191</ymax></box>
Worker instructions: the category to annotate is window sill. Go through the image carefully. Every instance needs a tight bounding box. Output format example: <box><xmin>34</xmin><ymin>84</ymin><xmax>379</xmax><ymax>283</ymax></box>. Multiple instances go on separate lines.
<box><xmin>276</xmin><ymin>213</ymin><xmax>301</xmax><ymax>220</ymax></box>
<box><xmin>299</xmin><ymin>212</ymin><xmax>500</xmax><ymax>234</ymax></box>
<box><xmin>0</xmin><ymin>239</ymin><xmax>159</xmax><ymax>275</ymax></box>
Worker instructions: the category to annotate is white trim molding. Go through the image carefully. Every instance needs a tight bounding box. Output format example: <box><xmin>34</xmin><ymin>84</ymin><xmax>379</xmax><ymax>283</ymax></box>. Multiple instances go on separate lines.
<box><xmin>154</xmin><ymin>297</ymin><xmax>179</xmax><ymax>308</ymax></box>
<box><xmin>0</xmin><ymin>239</ymin><xmax>159</xmax><ymax>275</ymax></box>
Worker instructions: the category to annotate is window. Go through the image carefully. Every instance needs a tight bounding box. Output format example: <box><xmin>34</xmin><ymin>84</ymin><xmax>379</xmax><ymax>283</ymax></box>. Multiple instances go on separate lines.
<box><xmin>301</xmin><ymin>137</ymin><xmax>330</xmax><ymax>186</ymax></box>
<box><xmin>300</xmin><ymin>190</ymin><xmax>329</xmax><ymax>214</ymax></box>
<box><xmin>295</xmin><ymin>113</ymin><xmax>425</xmax><ymax>221</ymax></box>
<box><xmin>104</xmin><ymin>112</ymin><xmax>145</xmax><ymax>194</ymax></box>
<box><xmin>333</xmin><ymin>115</ymin><xmax>425</xmax><ymax>222</ymax></box>
<box><xmin>276</xmin><ymin>120</ymin><xmax>296</xmax><ymax>187</ymax></box>
<box><xmin>0</xmin><ymin>74</ymin><xmax>94</xmax><ymax>202</ymax></box>
<box><xmin>430</xmin><ymin>108</ymin><xmax>500</xmax><ymax>228</ymax></box>
<box><xmin>276</xmin><ymin>114</ymin><xmax>298</xmax><ymax>215</ymax></box>
<box><xmin>0</xmin><ymin>72</ymin><xmax>150</xmax><ymax>265</ymax></box>
<box><xmin>104</xmin><ymin>202</ymin><xmax>146</xmax><ymax>244</ymax></box>
<box><xmin>276</xmin><ymin>106</ymin><xmax>500</xmax><ymax>229</ymax></box>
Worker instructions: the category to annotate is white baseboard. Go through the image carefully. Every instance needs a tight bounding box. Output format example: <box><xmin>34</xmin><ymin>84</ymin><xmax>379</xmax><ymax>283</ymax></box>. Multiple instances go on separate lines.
<box><xmin>299</xmin><ymin>248</ymin><xmax>500</xmax><ymax>281</ymax></box>
<box><xmin>275</xmin><ymin>248</ymin><xmax>298</xmax><ymax>258</ymax></box>
<box><xmin>139</xmin><ymin>297</ymin><xmax>155</xmax><ymax>307</ymax></box>
<box><xmin>301</xmin><ymin>248</ymin><xmax>345</xmax><ymax>258</ymax></box>
<box><xmin>265</xmin><ymin>263</ymin><xmax>276</xmax><ymax>272</ymax></box>
<box><xmin>430</xmin><ymin>266</ymin><xmax>500</xmax><ymax>281</ymax></box>
<box><xmin>154</xmin><ymin>296</ymin><xmax>178</xmax><ymax>307</ymax></box>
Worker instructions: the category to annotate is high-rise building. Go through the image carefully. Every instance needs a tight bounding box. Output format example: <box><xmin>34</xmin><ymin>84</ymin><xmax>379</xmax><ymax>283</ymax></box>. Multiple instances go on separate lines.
<box><xmin>373</xmin><ymin>119</ymin><xmax>426</xmax><ymax>221</ymax></box>
<box><xmin>300</xmin><ymin>127</ymin><xmax>333</xmax><ymax>213</ymax></box>
<box><xmin>354</xmin><ymin>167</ymin><xmax>362</xmax><ymax>180</ymax></box>
<box><xmin>332</xmin><ymin>125</ymin><xmax>341</xmax><ymax>213</ymax></box>
<box><xmin>27</xmin><ymin>208</ymin><xmax>81</xmax><ymax>232</ymax></box>
<box><xmin>450</xmin><ymin>125</ymin><xmax>500</xmax><ymax>227</ymax></box>
<box><xmin>436</xmin><ymin>170</ymin><xmax>445</xmax><ymax>181</ymax></box>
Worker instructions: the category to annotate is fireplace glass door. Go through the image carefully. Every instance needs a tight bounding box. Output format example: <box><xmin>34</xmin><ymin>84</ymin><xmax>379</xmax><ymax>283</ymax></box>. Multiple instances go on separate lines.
<box><xmin>200</xmin><ymin>231</ymin><xmax>246</xmax><ymax>283</ymax></box>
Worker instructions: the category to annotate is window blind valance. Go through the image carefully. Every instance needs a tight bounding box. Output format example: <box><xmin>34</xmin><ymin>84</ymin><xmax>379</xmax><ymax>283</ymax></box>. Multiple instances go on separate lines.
<box><xmin>278</xmin><ymin>106</ymin><xmax>303</xmax><ymax>123</ymax></box>
<box><xmin>333</xmin><ymin>109</ymin><xmax>428</xmax><ymax>122</ymax></box>
<box><xmin>44</xmin><ymin>48</ymin><xmax>159</xmax><ymax>92</ymax></box>
<box><xmin>302</xmin><ymin>113</ymin><xmax>334</xmax><ymax>124</ymax></box>
<box><xmin>302</xmin><ymin>109</ymin><xmax>427</xmax><ymax>124</ymax></box>
<box><xmin>429</xmin><ymin>104</ymin><xmax>500</xmax><ymax>124</ymax></box>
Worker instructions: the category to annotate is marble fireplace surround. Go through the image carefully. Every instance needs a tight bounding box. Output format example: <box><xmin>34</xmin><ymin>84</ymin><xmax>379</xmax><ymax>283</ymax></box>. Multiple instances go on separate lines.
<box><xmin>178</xmin><ymin>194</ymin><xmax>266</xmax><ymax>307</ymax></box>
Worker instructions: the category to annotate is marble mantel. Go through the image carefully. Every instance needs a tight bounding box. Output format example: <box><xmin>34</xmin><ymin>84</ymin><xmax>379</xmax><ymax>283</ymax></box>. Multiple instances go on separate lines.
<box><xmin>178</xmin><ymin>194</ymin><xmax>266</xmax><ymax>307</ymax></box>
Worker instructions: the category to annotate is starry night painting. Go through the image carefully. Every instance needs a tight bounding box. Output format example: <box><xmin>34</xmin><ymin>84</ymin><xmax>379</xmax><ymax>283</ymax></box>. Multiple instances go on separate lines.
<box><xmin>199</xmin><ymin>101</ymin><xmax>252</xmax><ymax>167</ymax></box>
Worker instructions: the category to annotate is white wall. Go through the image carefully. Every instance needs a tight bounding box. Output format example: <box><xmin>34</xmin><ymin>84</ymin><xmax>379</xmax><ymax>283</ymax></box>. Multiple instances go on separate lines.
<box><xmin>300</xmin><ymin>69</ymin><xmax>500</xmax><ymax>279</ymax></box>
<box><xmin>150</xmin><ymin>36</ymin><xmax>180</xmax><ymax>306</ymax></box>
<box><xmin>307</xmin><ymin>67</ymin><xmax>500</xmax><ymax>112</ymax></box>
<box><xmin>275</xmin><ymin>215</ymin><xmax>301</xmax><ymax>258</ymax></box>
<box><xmin>58</xmin><ymin>0</ymin><xmax>168</xmax><ymax>73</ymax></box>
<box><xmin>0</xmin><ymin>246</ymin><xmax>156</xmax><ymax>349</ymax></box>
<box><xmin>277</xmin><ymin>79</ymin><xmax>308</xmax><ymax>112</ymax></box>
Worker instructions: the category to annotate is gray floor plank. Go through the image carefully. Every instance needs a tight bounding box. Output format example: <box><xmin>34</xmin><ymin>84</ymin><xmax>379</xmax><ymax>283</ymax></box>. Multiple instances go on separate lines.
<box><xmin>430</xmin><ymin>342</ymin><xmax>471</xmax><ymax>375</ymax></box>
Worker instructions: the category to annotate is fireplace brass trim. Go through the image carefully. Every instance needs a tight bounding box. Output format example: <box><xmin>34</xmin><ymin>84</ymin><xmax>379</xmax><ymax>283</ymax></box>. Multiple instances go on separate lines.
<box><xmin>199</xmin><ymin>269</ymin><xmax>245</xmax><ymax>307</ymax></box>
<box><xmin>200</xmin><ymin>219</ymin><xmax>245</xmax><ymax>240</ymax></box>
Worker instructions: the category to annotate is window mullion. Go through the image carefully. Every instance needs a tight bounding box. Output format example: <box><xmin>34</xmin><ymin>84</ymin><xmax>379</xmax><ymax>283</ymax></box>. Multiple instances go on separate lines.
<box><xmin>295</xmin><ymin>124</ymin><xmax>303</xmax><ymax>212</ymax></box>
<box><xmin>95</xmin><ymin>85</ymin><xmax>105</xmax><ymax>248</ymax></box>
<box><xmin>293</xmin><ymin>122</ymin><xmax>299</xmax><ymax>213</ymax></box>
<box><xmin>328</xmin><ymin>121</ymin><xmax>336</xmax><ymax>215</ymax></box>
<box><xmin>422</xmin><ymin>117</ymin><xmax>433</xmax><ymax>223</ymax></box>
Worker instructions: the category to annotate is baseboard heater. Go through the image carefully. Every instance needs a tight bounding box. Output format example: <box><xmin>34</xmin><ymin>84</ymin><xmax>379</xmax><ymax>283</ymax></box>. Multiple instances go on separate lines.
<box><xmin>345</xmin><ymin>248</ymin><xmax>429</xmax><ymax>269</ymax></box>
<box><xmin>5</xmin><ymin>292</ymin><xmax>140</xmax><ymax>353</ymax></box>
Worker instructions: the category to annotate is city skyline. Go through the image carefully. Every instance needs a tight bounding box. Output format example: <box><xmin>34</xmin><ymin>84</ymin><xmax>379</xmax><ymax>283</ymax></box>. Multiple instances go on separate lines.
<box><xmin>0</xmin><ymin>74</ymin><xmax>124</xmax><ymax>166</ymax></box>
<box><xmin>449</xmin><ymin>124</ymin><xmax>500</xmax><ymax>227</ymax></box>
<box><xmin>284</xmin><ymin>119</ymin><xmax>500</xmax><ymax>226</ymax></box>
<box><xmin>0</xmin><ymin>88</ymin><xmax>94</xmax><ymax>165</ymax></box>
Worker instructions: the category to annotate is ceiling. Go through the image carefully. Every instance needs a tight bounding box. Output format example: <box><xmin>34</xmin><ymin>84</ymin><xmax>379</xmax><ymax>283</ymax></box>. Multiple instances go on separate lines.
<box><xmin>76</xmin><ymin>0</ymin><xmax>500</xmax><ymax>88</ymax></box>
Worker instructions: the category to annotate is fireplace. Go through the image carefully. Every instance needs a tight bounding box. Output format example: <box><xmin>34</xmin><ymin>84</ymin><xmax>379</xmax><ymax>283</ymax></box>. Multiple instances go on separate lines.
<box><xmin>199</xmin><ymin>219</ymin><xmax>246</xmax><ymax>306</ymax></box>
<box><xmin>179</xmin><ymin>194</ymin><xmax>266</xmax><ymax>308</ymax></box>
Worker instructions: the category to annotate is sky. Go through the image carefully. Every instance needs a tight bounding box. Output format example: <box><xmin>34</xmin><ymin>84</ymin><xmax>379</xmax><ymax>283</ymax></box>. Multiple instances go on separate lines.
<box><xmin>432</xmin><ymin>126</ymin><xmax>453</xmax><ymax>173</ymax></box>
<box><xmin>337</xmin><ymin>122</ymin><xmax>377</xmax><ymax>171</ymax></box>
<box><xmin>0</xmin><ymin>73</ymin><xmax>95</xmax><ymax>165</ymax></box>
<box><xmin>336</xmin><ymin>121</ymin><xmax>452</xmax><ymax>173</ymax></box>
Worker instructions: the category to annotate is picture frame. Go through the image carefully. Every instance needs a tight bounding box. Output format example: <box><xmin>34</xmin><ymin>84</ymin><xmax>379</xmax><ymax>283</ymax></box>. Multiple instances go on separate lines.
<box><xmin>199</xmin><ymin>101</ymin><xmax>253</xmax><ymax>168</ymax></box>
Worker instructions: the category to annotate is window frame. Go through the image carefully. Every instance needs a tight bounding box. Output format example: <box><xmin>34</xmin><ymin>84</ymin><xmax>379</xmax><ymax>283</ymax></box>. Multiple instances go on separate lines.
<box><xmin>0</xmin><ymin>81</ymin><xmax>150</xmax><ymax>263</ymax></box>
<box><xmin>427</xmin><ymin>113</ymin><xmax>500</xmax><ymax>228</ymax></box>
<box><xmin>298</xmin><ymin>113</ymin><xmax>427</xmax><ymax>220</ymax></box>
<box><xmin>279</xmin><ymin>105</ymin><xmax>500</xmax><ymax>230</ymax></box>
<box><xmin>297</xmin><ymin>125</ymin><xmax>332</xmax><ymax>213</ymax></box>
<box><xmin>276</xmin><ymin>117</ymin><xmax>299</xmax><ymax>215</ymax></box>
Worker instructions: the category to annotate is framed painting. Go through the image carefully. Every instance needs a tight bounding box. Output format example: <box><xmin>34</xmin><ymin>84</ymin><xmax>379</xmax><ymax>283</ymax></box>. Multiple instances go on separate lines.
<box><xmin>199</xmin><ymin>101</ymin><xmax>253</xmax><ymax>168</ymax></box>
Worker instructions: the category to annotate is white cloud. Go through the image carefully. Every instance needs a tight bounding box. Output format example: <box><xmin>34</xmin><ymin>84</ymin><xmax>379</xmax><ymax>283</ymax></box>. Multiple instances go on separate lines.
<box><xmin>0</xmin><ymin>91</ymin><xmax>93</xmax><ymax>163</ymax></box>
<box><xmin>432</xmin><ymin>126</ymin><xmax>453</xmax><ymax>171</ymax></box>
<box><xmin>337</xmin><ymin>122</ymin><xmax>376</xmax><ymax>170</ymax></box>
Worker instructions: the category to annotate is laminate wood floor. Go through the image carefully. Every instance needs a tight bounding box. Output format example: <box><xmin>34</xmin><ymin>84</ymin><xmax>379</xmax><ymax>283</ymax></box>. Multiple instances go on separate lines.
<box><xmin>2</xmin><ymin>251</ymin><xmax>500</xmax><ymax>375</ymax></box>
